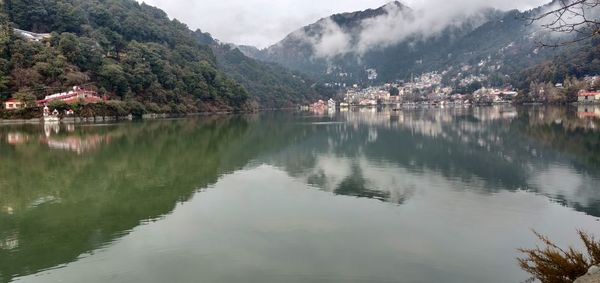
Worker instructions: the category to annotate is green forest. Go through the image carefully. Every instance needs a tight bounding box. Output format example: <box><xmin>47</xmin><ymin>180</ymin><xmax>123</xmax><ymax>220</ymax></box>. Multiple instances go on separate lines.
<box><xmin>0</xmin><ymin>0</ymin><xmax>330</xmax><ymax>115</ymax></box>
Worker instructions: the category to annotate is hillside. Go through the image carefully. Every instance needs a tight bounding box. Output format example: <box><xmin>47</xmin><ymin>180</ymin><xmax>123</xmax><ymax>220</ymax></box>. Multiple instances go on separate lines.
<box><xmin>192</xmin><ymin>31</ymin><xmax>336</xmax><ymax>108</ymax></box>
<box><xmin>248</xmin><ymin>1</ymin><xmax>590</xmax><ymax>88</ymax></box>
<box><xmin>0</xmin><ymin>0</ymin><xmax>328</xmax><ymax>113</ymax></box>
<box><xmin>520</xmin><ymin>38</ymin><xmax>600</xmax><ymax>87</ymax></box>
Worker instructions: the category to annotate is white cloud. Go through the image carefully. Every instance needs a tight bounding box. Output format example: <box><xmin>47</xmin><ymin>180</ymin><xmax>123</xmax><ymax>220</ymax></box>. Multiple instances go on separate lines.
<box><xmin>307</xmin><ymin>18</ymin><xmax>353</xmax><ymax>58</ymax></box>
<box><xmin>294</xmin><ymin>0</ymin><xmax>553</xmax><ymax>59</ymax></box>
<box><xmin>138</xmin><ymin>0</ymin><xmax>549</xmax><ymax>48</ymax></box>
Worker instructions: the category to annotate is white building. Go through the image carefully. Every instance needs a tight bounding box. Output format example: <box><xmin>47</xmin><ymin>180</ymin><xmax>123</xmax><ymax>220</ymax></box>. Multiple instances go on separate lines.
<box><xmin>14</xmin><ymin>29</ymin><xmax>51</xmax><ymax>42</ymax></box>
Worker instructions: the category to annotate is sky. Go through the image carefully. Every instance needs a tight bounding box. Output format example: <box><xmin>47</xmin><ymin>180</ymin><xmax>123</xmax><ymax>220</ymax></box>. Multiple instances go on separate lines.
<box><xmin>138</xmin><ymin>0</ymin><xmax>549</xmax><ymax>49</ymax></box>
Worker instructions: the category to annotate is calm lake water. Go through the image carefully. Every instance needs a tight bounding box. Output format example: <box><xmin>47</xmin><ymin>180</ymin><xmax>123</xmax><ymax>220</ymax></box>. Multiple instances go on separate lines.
<box><xmin>1</xmin><ymin>106</ymin><xmax>600</xmax><ymax>283</ymax></box>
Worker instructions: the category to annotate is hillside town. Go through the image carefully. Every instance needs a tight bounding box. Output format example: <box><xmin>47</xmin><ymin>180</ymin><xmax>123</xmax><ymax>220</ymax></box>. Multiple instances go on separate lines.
<box><xmin>310</xmin><ymin>73</ymin><xmax>600</xmax><ymax>109</ymax></box>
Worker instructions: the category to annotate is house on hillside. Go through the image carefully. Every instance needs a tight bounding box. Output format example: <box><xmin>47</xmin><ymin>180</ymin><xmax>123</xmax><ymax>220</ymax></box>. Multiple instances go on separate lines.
<box><xmin>578</xmin><ymin>91</ymin><xmax>600</xmax><ymax>103</ymax></box>
<box><xmin>3</xmin><ymin>98</ymin><xmax>24</xmax><ymax>110</ymax></box>
<box><xmin>37</xmin><ymin>86</ymin><xmax>104</xmax><ymax>105</ymax></box>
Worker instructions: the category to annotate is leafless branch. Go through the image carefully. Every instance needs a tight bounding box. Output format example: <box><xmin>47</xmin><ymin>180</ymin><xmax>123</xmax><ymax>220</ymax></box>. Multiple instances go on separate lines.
<box><xmin>528</xmin><ymin>0</ymin><xmax>600</xmax><ymax>47</ymax></box>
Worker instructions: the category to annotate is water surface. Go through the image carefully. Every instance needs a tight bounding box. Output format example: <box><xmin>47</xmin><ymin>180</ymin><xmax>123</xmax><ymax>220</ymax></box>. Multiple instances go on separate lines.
<box><xmin>1</xmin><ymin>106</ymin><xmax>600</xmax><ymax>283</ymax></box>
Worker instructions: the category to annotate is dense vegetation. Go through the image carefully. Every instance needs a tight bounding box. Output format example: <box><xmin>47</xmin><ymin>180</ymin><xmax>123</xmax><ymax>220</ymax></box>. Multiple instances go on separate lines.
<box><xmin>0</xmin><ymin>0</ymin><xmax>330</xmax><ymax>116</ymax></box>
<box><xmin>519</xmin><ymin>38</ymin><xmax>600</xmax><ymax>88</ymax></box>
<box><xmin>190</xmin><ymin>30</ymin><xmax>336</xmax><ymax>108</ymax></box>
<box><xmin>212</xmin><ymin>44</ymin><xmax>336</xmax><ymax>108</ymax></box>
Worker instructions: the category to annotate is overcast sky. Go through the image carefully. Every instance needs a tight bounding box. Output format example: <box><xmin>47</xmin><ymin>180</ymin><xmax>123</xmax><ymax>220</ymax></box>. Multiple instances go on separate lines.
<box><xmin>138</xmin><ymin>0</ymin><xmax>549</xmax><ymax>48</ymax></box>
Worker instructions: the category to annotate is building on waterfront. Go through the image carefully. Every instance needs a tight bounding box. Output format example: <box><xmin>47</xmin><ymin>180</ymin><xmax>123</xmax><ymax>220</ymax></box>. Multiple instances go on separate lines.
<box><xmin>578</xmin><ymin>91</ymin><xmax>600</xmax><ymax>103</ymax></box>
<box><xmin>3</xmin><ymin>98</ymin><xmax>24</xmax><ymax>110</ymax></box>
<box><xmin>310</xmin><ymin>100</ymin><xmax>326</xmax><ymax>110</ymax></box>
<box><xmin>328</xmin><ymin>99</ymin><xmax>336</xmax><ymax>109</ymax></box>
<box><xmin>37</xmin><ymin>86</ymin><xmax>104</xmax><ymax>105</ymax></box>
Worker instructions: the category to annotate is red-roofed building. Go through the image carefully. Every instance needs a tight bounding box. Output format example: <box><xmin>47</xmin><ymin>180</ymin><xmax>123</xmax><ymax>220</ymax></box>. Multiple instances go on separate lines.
<box><xmin>3</xmin><ymin>98</ymin><xmax>25</xmax><ymax>110</ymax></box>
<box><xmin>37</xmin><ymin>86</ymin><xmax>104</xmax><ymax>105</ymax></box>
<box><xmin>578</xmin><ymin>91</ymin><xmax>600</xmax><ymax>103</ymax></box>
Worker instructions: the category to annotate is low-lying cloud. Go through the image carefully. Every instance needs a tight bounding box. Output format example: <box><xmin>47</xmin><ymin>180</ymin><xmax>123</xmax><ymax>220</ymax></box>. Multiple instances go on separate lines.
<box><xmin>139</xmin><ymin>0</ymin><xmax>547</xmax><ymax>49</ymax></box>
<box><xmin>293</xmin><ymin>0</ymin><xmax>550</xmax><ymax>59</ymax></box>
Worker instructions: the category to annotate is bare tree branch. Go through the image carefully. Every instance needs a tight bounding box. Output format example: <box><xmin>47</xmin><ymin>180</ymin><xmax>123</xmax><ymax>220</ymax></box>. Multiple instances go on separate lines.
<box><xmin>528</xmin><ymin>0</ymin><xmax>600</xmax><ymax>47</ymax></box>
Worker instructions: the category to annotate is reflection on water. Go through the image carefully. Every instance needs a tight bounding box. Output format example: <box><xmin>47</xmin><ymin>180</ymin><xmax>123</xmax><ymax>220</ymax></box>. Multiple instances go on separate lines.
<box><xmin>578</xmin><ymin>105</ymin><xmax>600</xmax><ymax>119</ymax></box>
<box><xmin>1</xmin><ymin>107</ymin><xmax>600</xmax><ymax>283</ymax></box>
<box><xmin>266</xmin><ymin>106</ymin><xmax>600</xmax><ymax>213</ymax></box>
<box><xmin>4</xmin><ymin>124</ymin><xmax>114</xmax><ymax>154</ymax></box>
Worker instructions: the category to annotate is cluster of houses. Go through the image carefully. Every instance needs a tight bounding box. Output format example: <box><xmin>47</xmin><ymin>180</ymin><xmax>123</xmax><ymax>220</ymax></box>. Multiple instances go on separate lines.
<box><xmin>473</xmin><ymin>88</ymin><xmax>519</xmax><ymax>103</ymax></box>
<box><xmin>2</xmin><ymin>86</ymin><xmax>104</xmax><ymax>111</ymax></box>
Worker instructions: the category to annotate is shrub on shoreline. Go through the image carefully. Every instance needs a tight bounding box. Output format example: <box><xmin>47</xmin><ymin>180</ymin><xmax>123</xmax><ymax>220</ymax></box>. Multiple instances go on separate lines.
<box><xmin>518</xmin><ymin>230</ymin><xmax>600</xmax><ymax>283</ymax></box>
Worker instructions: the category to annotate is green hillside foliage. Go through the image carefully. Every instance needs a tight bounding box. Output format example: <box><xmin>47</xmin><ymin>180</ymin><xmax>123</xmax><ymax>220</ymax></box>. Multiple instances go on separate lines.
<box><xmin>0</xmin><ymin>0</ymin><xmax>325</xmax><ymax>113</ymax></box>
<box><xmin>520</xmin><ymin>38</ymin><xmax>600</xmax><ymax>87</ymax></box>
<box><xmin>212</xmin><ymin>44</ymin><xmax>336</xmax><ymax>108</ymax></box>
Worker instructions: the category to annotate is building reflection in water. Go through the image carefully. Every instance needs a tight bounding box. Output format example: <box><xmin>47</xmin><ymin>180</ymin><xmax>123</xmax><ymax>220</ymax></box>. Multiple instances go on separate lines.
<box><xmin>2</xmin><ymin>123</ymin><xmax>114</xmax><ymax>155</ymax></box>
<box><xmin>41</xmin><ymin>134</ymin><xmax>110</xmax><ymax>154</ymax></box>
<box><xmin>577</xmin><ymin>105</ymin><xmax>600</xmax><ymax>120</ymax></box>
<box><xmin>6</xmin><ymin>132</ymin><xmax>29</xmax><ymax>145</ymax></box>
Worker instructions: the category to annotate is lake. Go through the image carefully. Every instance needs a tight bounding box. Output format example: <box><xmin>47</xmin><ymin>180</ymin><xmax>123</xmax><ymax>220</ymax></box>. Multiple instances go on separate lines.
<box><xmin>1</xmin><ymin>106</ymin><xmax>600</xmax><ymax>283</ymax></box>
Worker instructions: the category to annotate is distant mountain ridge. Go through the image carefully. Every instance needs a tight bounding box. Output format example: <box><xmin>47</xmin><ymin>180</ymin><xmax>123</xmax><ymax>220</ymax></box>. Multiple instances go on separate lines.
<box><xmin>244</xmin><ymin>1</ymin><xmax>593</xmax><ymax>88</ymax></box>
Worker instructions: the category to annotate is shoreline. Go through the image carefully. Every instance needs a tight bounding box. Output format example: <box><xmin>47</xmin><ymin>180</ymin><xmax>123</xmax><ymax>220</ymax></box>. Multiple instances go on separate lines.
<box><xmin>0</xmin><ymin>104</ymin><xmax>597</xmax><ymax>125</ymax></box>
<box><xmin>0</xmin><ymin>108</ymin><xmax>296</xmax><ymax>125</ymax></box>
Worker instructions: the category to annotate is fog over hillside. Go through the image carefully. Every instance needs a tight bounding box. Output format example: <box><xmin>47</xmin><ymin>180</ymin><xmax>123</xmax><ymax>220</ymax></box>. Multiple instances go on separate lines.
<box><xmin>138</xmin><ymin>0</ymin><xmax>548</xmax><ymax>48</ymax></box>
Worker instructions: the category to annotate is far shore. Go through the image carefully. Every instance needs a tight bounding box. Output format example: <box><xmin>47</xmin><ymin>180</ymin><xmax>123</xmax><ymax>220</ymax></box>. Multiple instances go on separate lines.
<box><xmin>0</xmin><ymin>107</ymin><xmax>299</xmax><ymax>125</ymax></box>
<box><xmin>1</xmin><ymin>103</ymin><xmax>597</xmax><ymax>125</ymax></box>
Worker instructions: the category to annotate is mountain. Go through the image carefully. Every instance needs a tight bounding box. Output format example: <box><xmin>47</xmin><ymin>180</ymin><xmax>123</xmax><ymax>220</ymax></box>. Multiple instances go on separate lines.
<box><xmin>0</xmin><ymin>0</ymin><xmax>330</xmax><ymax>113</ymax></box>
<box><xmin>250</xmin><ymin>1</ymin><xmax>591</xmax><ymax>88</ymax></box>
<box><xmin>192</xmin><ymin>31</ymin><xmax>335</xmax><ymax>108</ymax></box>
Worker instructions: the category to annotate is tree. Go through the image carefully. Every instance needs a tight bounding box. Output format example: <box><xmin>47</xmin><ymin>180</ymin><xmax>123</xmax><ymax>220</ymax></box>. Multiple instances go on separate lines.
<box><xmin>100</xmin><ymin>28</ymin><xmax>126</xmax><ymax>60</ymax></box>
<box><xmin>53</xmin><ymin>2</ymin><xmax>83</xmax><ymax>33</ymax></box>
<box><xmin>98</xmin><ymin>62</ymin><xmax>129</xmax><ymax>97</ymax></box>
<box><xmin>13</xmin><ymin>89</ymin><xmax>37</xmax><ymax>107</ymax></box>
<box><xmin>593</xmin><ymin>77</ymin><xmax>600</xmax><ymax>90</ymax></box>
<box><xmin>465</xmin><ymin>81</ymin><xmax>483</xmax><ymax>94</ymax></box>
<box><xmin>389</xmin><ymin>86</ymin><xmax>400</xmax><ymax>96</ymax></box>
<box><xmin>0</xmin><ymin>74</ymin><xmax>9</xmax><ymax>95</ymax></box>
<box><xmin>0</xmin><ymin>17</ymin><xmax>15</xmax><ymax>58</ymax></box>
<box><xmin>58</xmin><ymin>33</ymin><xmax>83</xmax><ymax>65</ymax></box>
<box><xmin>531</xmin><ymin>0</ymin><xmax>600</xmax><ymax>46</ymax></box>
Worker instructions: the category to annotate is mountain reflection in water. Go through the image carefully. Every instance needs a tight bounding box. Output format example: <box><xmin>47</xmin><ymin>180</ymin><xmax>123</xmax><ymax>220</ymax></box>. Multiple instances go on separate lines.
<box><xmin>0</xmin><ymin>106</ymin><xmax>599</xmax><ymax>283</ymax></box>
<box><xmin>265</xmin><ymin>107</ymin><xmax>600</xmax><ymax>213</ymax></box>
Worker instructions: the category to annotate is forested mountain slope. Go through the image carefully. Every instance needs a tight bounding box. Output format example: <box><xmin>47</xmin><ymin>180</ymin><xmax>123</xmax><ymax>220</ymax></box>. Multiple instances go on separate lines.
<box><xmin>248</xmin><ymin>1</ymin><xmax>595</xmax><ymax>88</ymax></box>
<box><xmin>193</xmin><ymin>31</ymin><xmax>335</xmax><ymax>108</ymax></box>
<box><xmin>0</xmin><ymin>0</ymin><xmax>330</xmax><ymax>112</ymax></box>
